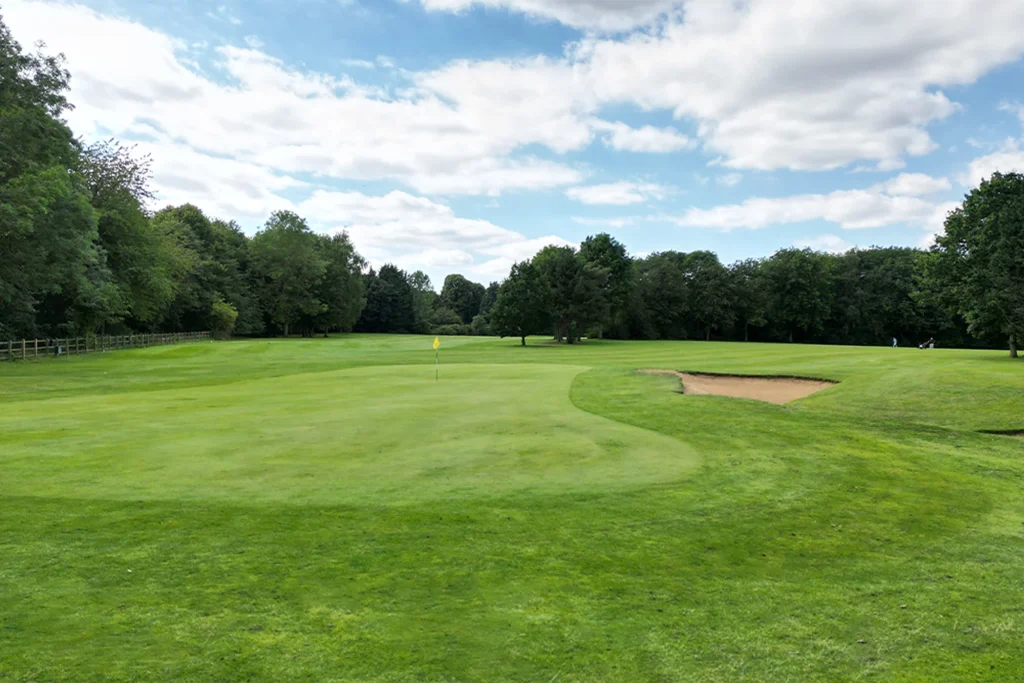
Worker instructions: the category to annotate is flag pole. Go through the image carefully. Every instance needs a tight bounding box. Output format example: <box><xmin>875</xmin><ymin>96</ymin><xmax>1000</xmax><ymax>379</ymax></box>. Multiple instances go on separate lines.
<box><xmin>433</xmin><ymin>336</ymin><xmax>440</xmax><ymax>382</ymax></box>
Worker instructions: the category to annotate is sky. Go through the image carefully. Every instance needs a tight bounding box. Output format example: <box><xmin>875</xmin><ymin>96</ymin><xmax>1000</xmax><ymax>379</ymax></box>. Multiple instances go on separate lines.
<box><xmin>5</xmin><ymin>0</ymin><xmax>1024</xmax><ymax>288</ymax></box>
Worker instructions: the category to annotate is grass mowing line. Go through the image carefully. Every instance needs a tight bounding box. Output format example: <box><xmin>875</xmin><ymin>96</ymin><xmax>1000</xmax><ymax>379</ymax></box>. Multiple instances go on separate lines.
<box><xmin>978</xmin><ymin>429</ymin><xmax>1024</xmax><ymax>437</ymax></box>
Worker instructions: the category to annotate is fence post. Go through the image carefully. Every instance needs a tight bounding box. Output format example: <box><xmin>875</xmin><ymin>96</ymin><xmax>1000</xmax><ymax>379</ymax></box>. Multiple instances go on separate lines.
<box><xmin>7</xmin><ymin>340</ymin><xmax>11</xmax><ymax>362</ymax></box>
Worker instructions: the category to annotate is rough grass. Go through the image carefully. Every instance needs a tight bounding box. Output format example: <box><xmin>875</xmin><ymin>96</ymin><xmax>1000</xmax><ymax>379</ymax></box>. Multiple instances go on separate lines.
<box><xmin>1</xmin><ymin>335</ymin><xmax>1023</xmax><ymax>681</ymax></box>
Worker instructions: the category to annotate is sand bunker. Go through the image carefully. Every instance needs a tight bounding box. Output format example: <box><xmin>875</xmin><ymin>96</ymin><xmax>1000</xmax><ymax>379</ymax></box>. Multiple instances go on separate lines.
<box><xmin>640</xmin><ymin>370</ymin><xmax>835</xmax><ymax>405</ymax></box>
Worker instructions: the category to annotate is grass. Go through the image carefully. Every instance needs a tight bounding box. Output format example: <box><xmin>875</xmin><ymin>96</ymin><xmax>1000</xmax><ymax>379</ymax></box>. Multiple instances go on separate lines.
<box><xmin>1</xmin><ymin>335</ymin><xmax>1023</xmax><ymax>681</ymax></box>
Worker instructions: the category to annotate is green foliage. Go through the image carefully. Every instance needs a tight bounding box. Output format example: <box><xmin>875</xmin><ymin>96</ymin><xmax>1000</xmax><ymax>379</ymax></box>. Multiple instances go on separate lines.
<box><xmin>430</xmin><ymin>306</ymin><xmax>463</xmax><ymax>327</ymax></box>
<box><xmin>929</xmin><ymin>172</ymin><xmax>1024</xmax><ymax>357</ymax></box>
<box><xmin>531</xmin><ymin>245</ymin><xmax>609</xmax><ymax>343</ymax></box>
<box><xmin>313</xmin><ymin>232</ymin><xmax>365</xmax><ymax>334</ymax></box>
<box><xmin>579</xmin><ymin>233</ymin><xmax>633</xmax><ymax>337</ymax></box>
<box><xmin>431</xmin><ymin>323</ymin><xmax>471</xmax><ymax>336</ymax></box>
<box><xmin>439</xmin><ymin>274</ymin><xmax>486</xmax><ymax>324</ymax></box>
<box><xmin>634</xmin><ymin>252</ymin><xmax>689</xmax><ymax>339</ymax></box>
<box><xmin>490</xmin><ymin>260</ymin><xmax>550</xmax><ymax>344</ymax></box>
<box><xmin>469</xmin><ymin>313</ymin><xmax>492</xmax><ymax>336</ymax></box>
<box><xmin>408</xmin><ymin>270</ymin><xmax>436</xmax><ymax>334</ymax></box>
<box><xmin>249</xmin><ymin>211</ymin><xmax>327</xmax><ymax>336</ymax></box>
<box><xmin>0</xmin><ymin>17</ymin><xmax>112</xmax><ymax>338</ymax></box>
<box><xmin>209</xmin><ymin>297</ymin><xmax>239</xmax><ymax>340</ymax></box>
<box><xmin>729</xmin><ymin>258</ymin><xmax>768</xmax><ymax>341</ymax></box>
<box><xmin>356</xmin><ymin>265</ymin><xmax>417</xmax><ymax>334</ymax></box>
<box><xmin>761</xmin><ymin>248</ymin><xmax>833</xmax><ymax>343</ymax></box>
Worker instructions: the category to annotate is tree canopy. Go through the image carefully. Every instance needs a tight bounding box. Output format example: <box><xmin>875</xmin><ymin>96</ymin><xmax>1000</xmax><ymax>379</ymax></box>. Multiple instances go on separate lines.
<box><xmin>928</xmin><ymin>172</ymin><xmax>1024</xmax><ymax>357</ymax></box>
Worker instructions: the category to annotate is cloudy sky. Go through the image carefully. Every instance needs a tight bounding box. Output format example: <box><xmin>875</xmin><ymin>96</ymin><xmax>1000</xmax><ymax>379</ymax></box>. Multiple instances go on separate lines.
<box><xmin>6</xmin><ymin>0</ymin><xmax>1024</xmax><ymax>286</ymax></box>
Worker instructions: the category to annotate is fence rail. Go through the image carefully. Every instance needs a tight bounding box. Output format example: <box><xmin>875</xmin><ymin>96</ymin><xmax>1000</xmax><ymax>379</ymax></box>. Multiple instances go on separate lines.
<box><xmin>1</xmin><ymin>332</ymin><xmax>211</xmax><ymax>362</ymax></box>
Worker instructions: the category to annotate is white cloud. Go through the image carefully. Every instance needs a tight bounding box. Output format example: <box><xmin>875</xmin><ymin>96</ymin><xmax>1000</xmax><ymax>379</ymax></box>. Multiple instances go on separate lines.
<box><xmin>960</xmin><ymin>139</ymin><xmax>1024</xmax><ymax>187</ymax></box>
<box><xmin>298</xmin><ymin>189</ymin><xmax>571</xmax><ymax>282</ymax></box>
<box><xmin>716</xmin><ymin>173</ymin><xmax>742</xmax><ymax>187</ymax></box>
<box><xmin>243</xmin><ymin>35</ymin><xmax>264</xmax><ymax>49</ymax></box>
<box><xmin>143</xmin><ymin>142</ymin><xmax>302</xmax><ymax>220</ymax></box>
<box><xmin>572</xmin><ymin>216</ymin><xmax>636</xmax><ymax>228</ymax></box>
<box><xmin>876</xmin><ymin>173</ymin><xmax>951</xmax><ymax>196</ymax></box>
<box><xmin>3</xmin><ymin>1</ymin><xmax>584</xmax><ymax>198</ymax></box>
<box><xmin>671</xmin><ymin>189</ymin><xmax>937</xmax><ymax>231</ymax></box>
<box><xmin>340</xmin><ymin>58</ymin><xmax>376</xmax><ymax>69</ymax></box>
<box><xmin>591</xmin><ymin>120</ymin><xmax>693</xmax><ymax>153</ymax></box>
<box><xmin>794</xmin><ymin>234</ymin><xmax>855</xmax><ymax>253</ymax></box>
<box><xmin>566</xmin><ymin>181</ymin><xmax>668</xmax><ymax>205</ymax></box>
<box><xmin>467</xmin><ymin>235</ymin><xmax>575</xmax><ymax>282</ymax></box>
<box><xmin>413</xmin><ymin>0</ymin><xmax>678</xmax><ymax>31</ymax></box>
<box><xmin>207</xmin><ymin>5</ymin><xmax>242</xmax><ymax>25</ymax></box>
<box><xmin>569</xmin><ymin>0</ymin><xmax>1024</xmax><ymax>171</ymax></box>
<box><xmin>999</xmin><ymin>101</ymin><xmax>1024</xmax><ymax>125</ymax></box>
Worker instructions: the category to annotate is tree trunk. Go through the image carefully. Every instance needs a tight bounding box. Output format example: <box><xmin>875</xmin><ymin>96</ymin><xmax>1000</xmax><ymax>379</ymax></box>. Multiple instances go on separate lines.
<box><xmin>788</xmin><ymin>330</ymin><xmax>794</xmax><ymax>343</ymax></box>
<box><xmin>1011</xmin><ymin>338</ymin><xmax>1019</xmax><ymax>359</ymax></box>
<box><xmin>706</xmin><ymin>327</ymin><xmax>711</xmax><ymax>341</ymax></box>
<box><xmin>520</xmin><ymin>335</ymin><xmax>526</xmax><ymax>347</ymax></box>
<box><xmin>744</xmin><ymin>322</ymin><xmax>749</xmax><ymax>342</ymax></box>
<box><xmin>284</xmin><ymin>322</ymin><xmax>290</xmax><ymax>337</ymax></box>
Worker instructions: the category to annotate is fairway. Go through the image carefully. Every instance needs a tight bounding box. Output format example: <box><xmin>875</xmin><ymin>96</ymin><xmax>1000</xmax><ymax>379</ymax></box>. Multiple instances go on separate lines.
<box><xmin>2</xmin><ymin>336</ymin><xmax>1024</xmax><ymax>681</ymax></box>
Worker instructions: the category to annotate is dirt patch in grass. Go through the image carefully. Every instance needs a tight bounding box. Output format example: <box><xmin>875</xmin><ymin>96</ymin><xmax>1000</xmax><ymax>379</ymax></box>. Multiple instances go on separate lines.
<box><xmin>639</xmin><ymin>370</ymin><xmax>836</xmax><ymax>405</ymax></box>
<box><xmin>979</xmin><ymin>430</ymin><xmax>1024</xmax><ymax>438</ymax></box>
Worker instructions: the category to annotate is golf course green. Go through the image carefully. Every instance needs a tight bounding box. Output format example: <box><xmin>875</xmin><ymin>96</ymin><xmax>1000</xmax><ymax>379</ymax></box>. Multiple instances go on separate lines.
<box><xmin>1</xmin><ymin>335</ymin><xmax>1023</xmax><ymax>681</ymax></box>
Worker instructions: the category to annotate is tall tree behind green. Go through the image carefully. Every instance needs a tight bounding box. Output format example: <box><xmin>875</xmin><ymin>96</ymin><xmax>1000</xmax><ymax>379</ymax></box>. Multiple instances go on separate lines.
<box><xmin>729</xmin><ymin>258</ymin><xmax>768</xmax><ymax>342</ymax></box>
<box><xmin>152</xmin><ymin>205</ymin><xmax>263</xmax><ymax>334</ymax></box>
<box><xmin>471</xmin><ymin>281</ymin><xmax>501</xmax><ymax>335</ymax></box>
<box><xmin>634</xmin><ymin>252</ymin><xmax>689</xmax><ymax>339</ymax></box>
<box><xmin>250</xmin><ymin>211</ymin><xmax>326</xmax><ymax>337</ymax></box>
<box><xmin>929</xmin><ymin>172</ymin><xmax>1024</xmax><ymax>357</ymax></box>
<box><xmin>579</xmin><ymin>233</ymin><xmax>633</xmax><ymax>338</ymax></box>
<box><xmin>312</xmin><ymin>232</ymin><xmax>366</xmax><ymax>335</ymax></box>
<box><xmin>408</xmin><ymin>270</ymin><xmax>437</xmax><ymax>334</ymax></box>
<box><xmin>761</xmin><ymin>248</ymin><xmax>833</xmax><ymax>343</ymax></box>
<box><xmin>533</xmin><ymin>245</ymin><xmax>579</xmax><ymax>342</ymax></box>
<box><xmin>0</xmin><ymin>16</ymin><xmax>110</xmax><ymax>337</ymax></box>
<box><xmin>356</xmin><ymin>265</ymin><xmax>417</xmax><ymax>333</ymax></box>
<box><xmin>80</xmin><ymin>141</ymin><xmax>191</xmax><ymax>327</ymax></box>
<box><xmin>681</xmin><ymin>250</ymin><xmax>734</xmax><ymax>340</ymax></box>
<box><xmin>439</xmin><ymin>274</ymin><xmax>485</xmax><ymax>324</ymax></box>
<box><xmin>490</xmin><ymin>261</ymin><xmax>551</xmax><ymax>346</ymax></box>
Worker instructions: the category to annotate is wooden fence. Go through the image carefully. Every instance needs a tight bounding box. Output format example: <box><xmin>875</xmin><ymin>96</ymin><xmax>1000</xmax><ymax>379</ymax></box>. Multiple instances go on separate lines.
<box><xmin>1</xmin><ymin>332</ymin><xmax>211</xmax><ymax>362</ymax></box>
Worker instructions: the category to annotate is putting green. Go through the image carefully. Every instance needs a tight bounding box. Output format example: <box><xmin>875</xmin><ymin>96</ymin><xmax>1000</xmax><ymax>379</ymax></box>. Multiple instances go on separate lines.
<box><xmin>0</xmin><ymin>363</ymin><xmax>698</xmax><ymax>505</ymax></box>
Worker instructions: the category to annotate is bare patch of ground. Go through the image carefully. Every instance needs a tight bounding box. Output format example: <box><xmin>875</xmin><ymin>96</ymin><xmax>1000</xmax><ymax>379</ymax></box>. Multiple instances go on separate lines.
<box><xmin>639</xmin><ymin>370</ymin><xmax>836</xmax><ymax>405</ymax></box>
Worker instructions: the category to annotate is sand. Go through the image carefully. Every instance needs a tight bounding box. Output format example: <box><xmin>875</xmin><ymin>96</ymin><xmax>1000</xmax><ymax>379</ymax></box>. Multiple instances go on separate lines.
<box><xmin>639</xmin><ymin>370</ymin><xmax>835</xmax><ymax>405</ymax></box>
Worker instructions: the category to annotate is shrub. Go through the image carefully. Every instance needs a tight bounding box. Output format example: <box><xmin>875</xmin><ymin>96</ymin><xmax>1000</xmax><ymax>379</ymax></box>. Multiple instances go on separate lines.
<box><xmin>470</xmin><ymin>314</ymin><xmax>492</xmax><ymax>336</ymax></box>
<box><xmin>432</xmin><ymin>323</ymin><xmax>471</xmax><ymax>336</ymax></box>
<box><xmin>210</xmin><ymin>297</ymin><xmax>239</xmax><ymax>340</ymax></box>
<box><xmin>430</xmin><ymin>306</ymin><xmax>463</xmax><ymax>327</ymax></box>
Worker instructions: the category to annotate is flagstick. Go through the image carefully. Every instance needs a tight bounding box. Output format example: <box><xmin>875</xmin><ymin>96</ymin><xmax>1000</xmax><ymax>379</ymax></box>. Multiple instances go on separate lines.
<box><xmin>435</xmin><ymin>348</ymin><xmax>439</xmax><ymax>382</ymax></box>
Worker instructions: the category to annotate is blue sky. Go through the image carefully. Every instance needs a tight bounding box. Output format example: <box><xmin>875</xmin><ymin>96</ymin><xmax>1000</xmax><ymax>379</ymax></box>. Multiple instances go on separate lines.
<box><xmin>6</xmin><ymin>0</ymin><xmax>1024</xmax><ymax>287</ymax></box>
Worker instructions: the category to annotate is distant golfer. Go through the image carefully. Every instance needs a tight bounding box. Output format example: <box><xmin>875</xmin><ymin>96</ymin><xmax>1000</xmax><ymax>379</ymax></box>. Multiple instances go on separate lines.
<box><xmin>893</xmin><ymin>337</ymin><xmax>898</xmax><ymax>348</ymax></box>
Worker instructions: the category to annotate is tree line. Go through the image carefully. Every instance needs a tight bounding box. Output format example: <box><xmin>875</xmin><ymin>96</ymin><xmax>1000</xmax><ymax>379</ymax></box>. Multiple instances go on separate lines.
<box><xmin>3</xmin><ymin>12</ymin><xmax>1021</xmax><ymax>356</ymax></box>
<box><xmin>487</xmin><ymin>174</ymin><xmax>1024</xmax><ymax>357</ymax></box>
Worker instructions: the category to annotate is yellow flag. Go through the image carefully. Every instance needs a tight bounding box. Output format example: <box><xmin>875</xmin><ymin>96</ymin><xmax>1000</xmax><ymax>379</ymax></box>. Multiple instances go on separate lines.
<box><xmin>433</xmin><ymin>337</ymin><xmax>440</xmax><ymax>350</ymax></box>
